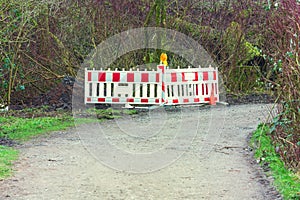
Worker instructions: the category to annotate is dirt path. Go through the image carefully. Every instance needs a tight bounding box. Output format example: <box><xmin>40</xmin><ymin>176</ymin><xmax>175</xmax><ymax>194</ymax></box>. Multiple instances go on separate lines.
<box><xmin>0</xmin><ymin>104</ymin><xmax>281</xmax><ymax>200</ymax></box>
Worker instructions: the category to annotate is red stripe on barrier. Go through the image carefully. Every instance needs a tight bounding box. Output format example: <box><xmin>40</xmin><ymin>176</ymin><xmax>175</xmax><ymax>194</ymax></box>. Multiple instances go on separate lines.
<box><xmin>194</xmin><ymin>72</ymin><xmax>198</xmax><ymax>81</ymax></box>
<box><xmin>112</xmin><ymin>98</ymin><xmax>120</xmax><ymax>102</ymax></box>
<box><xmin>204</xmin><ymin>97</ymin><xmax>217</xmax><ymax>101</ymax></box>
<box><xmin>98</xmin><ymin>72</ymin><xmax>106</xmax><ymax>82</ymax></box>
<box><xmin>141</xmin><ymin>98</ymin><xmax>148</xmax><ymax>103</ymax></box>
<box><xmin>213</xmin><ymin>71</ymin><xmax>217</xmax><ymax>80</ymax></box>
<box><xmin>127</xmin><ymin>73</ymin><xmax>134</xmax><ymax>82</ymax></box>
<box><xmin>158</xmin><ymin>65</ymin><xmax>165</xmax><ymax>73</ymax></box>
<box><xmin>113</xmin><ymin>73</ymin><xmax>120</xmax><ymax>82</ymax></box>
<box><xmin>156</xmin><ymin>73</ymin><xmax>160</xmax><ymax>82</ymax></box>
<box><xmin>155</xmin><ymin>98</ymin><xmax>160</xmax><ymax>103</ymax></box>
<box><xmin>141</xmin><ymin>73</ymin><xmax>149</xmax><ymax>82</ymax></box>
<box><xmin>87</xmin><ymin>98</ymin><xmax>91</xmax><ymax>102</ymax></box>
<box><xmin>182</xmin><ymin>73</ymin><xmax>187</xmax><ymax>82</ymax></box>
<box><xmin>183</xmin><ymin>98</ymin><xmax>189</xmax><ymax>103</ymax></box>
<box><xmin>194</xmin><ymin>98</ymin><xmax>200</xmax><ymax>103</ymax></box>
<box><xmin>88</xmin><ymin>72</ymin><xmax>92</xmax><ymax>81</ymax></box>
<box><xmin>98</xmin><ymin>98</ymin><xmax>105</xmax><ymax>102</ymax></box>
<box><xmin>127</xmin><ymin>98</ymin><xmax>134</xmax><ymax>102</ymax></box>
<box><xmin>202</xmin><ymin>84</ymin><xmax>204</xmax><ymax>95</ymax></box>
<box><xmin>173</xmin><ymin>99</ymin><xmax>179</xmax><ymax>104</ymax></box>
<box><xmin>162</xmin><ymin>83</ymin><xmax>165</xmax><ymax>92</ymax></box>
<box><xmin>203</xmin><ymin>72</ymin><xmax>208</xmax><ymax>81</ymax></box>
<box><xmin>196</xmin><ymin>85</ymin><xmax>199</xmax><ymax>95</ymax></box>
<box><xmin>171</xmin><ymin>73</ymin><xmax>177</xmax><ymax>82</ymax></box>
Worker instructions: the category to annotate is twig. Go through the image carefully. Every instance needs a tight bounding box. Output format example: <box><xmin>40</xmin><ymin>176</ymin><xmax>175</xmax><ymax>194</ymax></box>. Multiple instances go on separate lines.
<box><xmin>21</xmin><ymin>51</ymin><xmax>63</xmax><ymax>78</ymax></box>
<box><xmin>278</xmin><ymin>136</ymin><xmax>297</xmax><ymax>147</ymax></box>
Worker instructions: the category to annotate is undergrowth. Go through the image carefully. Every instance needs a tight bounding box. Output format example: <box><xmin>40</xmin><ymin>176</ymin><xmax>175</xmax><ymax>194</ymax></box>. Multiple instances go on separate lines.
<box><xmin>251</xmin><ymin>124</ymin><xmax>300</xmax><ymax>199</ymax></box>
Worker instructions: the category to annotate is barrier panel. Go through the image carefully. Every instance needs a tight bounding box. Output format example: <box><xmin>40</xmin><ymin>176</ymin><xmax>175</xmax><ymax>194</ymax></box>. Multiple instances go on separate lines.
<box><xmin>85</xmin><ymin>68</ymin><xmax>163</xmax><ymax>105</ymax></box>
<box><xmin>163</xmin><ymin>66</ymin><xmax>218</xmax><ymax>105</ymax></box>
<box><xmin>85</xmin><ymin>65</ymin><xmax>219</xmax><ymax>106</ymax></box>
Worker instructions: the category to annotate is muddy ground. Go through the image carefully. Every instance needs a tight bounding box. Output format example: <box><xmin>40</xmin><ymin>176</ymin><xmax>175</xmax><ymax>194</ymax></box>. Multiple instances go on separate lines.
<box><xmin>0</xmin><ymin>104</ymin><xmax>281</xmax><ymax>200</ymax></box>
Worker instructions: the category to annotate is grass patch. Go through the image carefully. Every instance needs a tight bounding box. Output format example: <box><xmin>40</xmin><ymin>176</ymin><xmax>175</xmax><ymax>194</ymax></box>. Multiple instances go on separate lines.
<box><xmin>122</xmin><ymin>109</ymin><xmax>138</xmax><ymax>115</ymax></box>
<box><xmin>0</xmin><ymin>116</ymin><xmax>75</xmax><ymax>141</ymax></box>
<box><xmin>0</xmin><ymin>145</ymin><xmax>18</xmax><ymax>180</ymax></box>
<box><xmin>251</xmin><ymin>124</ymin><xmax>300</xmax><ymax>199</ymax></box>
<box><xmin>0</xmin><ymin>116</ymin><xmax>100</xmax><ymax>141</ymax></box>
<box><xmin>85</xmin><ymin>108</ymin><xmax>138</xmax><ymax>119</ymax></box>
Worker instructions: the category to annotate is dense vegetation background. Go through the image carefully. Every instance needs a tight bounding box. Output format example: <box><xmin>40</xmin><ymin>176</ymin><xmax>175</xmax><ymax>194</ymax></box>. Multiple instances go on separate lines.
<box><xmin>0</xmin><ymin>0</ymin><xmax>299</xmax><ymax>172</ymax></box>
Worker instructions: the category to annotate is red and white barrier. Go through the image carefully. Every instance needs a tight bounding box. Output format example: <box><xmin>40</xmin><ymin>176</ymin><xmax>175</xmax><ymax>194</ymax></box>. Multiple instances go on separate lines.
<box><xmin>85</xmin><ymin>68</ymin><xmax>162</xmax><ymax>105</ymax></box>
<box><xmin>163</xmin><ymin>66</ymin><xmax>218</xmax><ymax>105</ymax></box>
<box><xmin>85</xmin><ymin>65</ymin><xmax>219</xmax><ymax>106</ymax></box>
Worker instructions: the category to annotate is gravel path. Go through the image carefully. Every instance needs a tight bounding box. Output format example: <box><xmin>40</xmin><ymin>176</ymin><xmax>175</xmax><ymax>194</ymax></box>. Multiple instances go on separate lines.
<box><xmin>0</xmin><ymin>104</ymin><xmax>281</xmax><ymax>200</ymax></box>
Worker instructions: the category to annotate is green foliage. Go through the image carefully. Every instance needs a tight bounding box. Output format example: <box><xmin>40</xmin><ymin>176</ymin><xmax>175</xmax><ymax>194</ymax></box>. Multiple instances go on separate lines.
<box><xmin>245</xmin><ymin>42</ymin><xmax>260</xmax><ymax>62</ymax></box>
<box><xmin>0</xmin><ymin>145</ymin><xmax>18</xmax><ymax>180</ymax></box>
<box><xmin>223</xmin><ymin>21</ymin><xmax>261</xmax><ymax>66</ymax></box>
<box><xmin>270</xmin><ymin>103</ymin><xmax>294</xmax><ymax>133</ymax></box>
<box><xmin>218</xmin><ymin>21</ymin><xmax>265</xmax><ymax>93</ymax></box>
<box><xmin>251</xmin><ymin>124</ymin><xmax>300</xmax><ymax>199</ymax></box>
